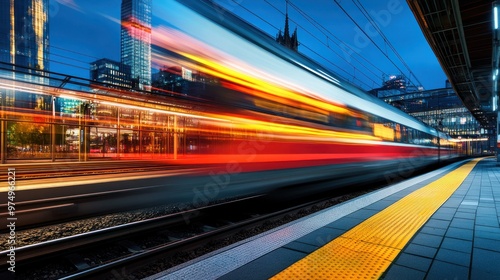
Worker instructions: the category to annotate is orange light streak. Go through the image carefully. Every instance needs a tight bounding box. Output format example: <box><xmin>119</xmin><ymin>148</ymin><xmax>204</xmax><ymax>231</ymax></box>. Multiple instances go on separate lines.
<box><xmin>178</xmin><ymin>52</ymin><xmax>351</xmax><ymax>116</ymax></box>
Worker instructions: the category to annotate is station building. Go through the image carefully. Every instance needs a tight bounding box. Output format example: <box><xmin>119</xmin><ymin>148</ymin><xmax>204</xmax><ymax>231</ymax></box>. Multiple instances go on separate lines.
<box><xmin>371</xmin><ymin>77</ymin><xmax>493</xmax><ymax>155</ymax></box>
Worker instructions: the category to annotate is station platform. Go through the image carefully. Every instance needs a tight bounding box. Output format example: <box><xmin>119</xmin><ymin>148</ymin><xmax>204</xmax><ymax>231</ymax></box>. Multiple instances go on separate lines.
<box><xmin>147</xmin><ymin>157</ymin><xmax>500</xmax><ymax>280</ymax></box>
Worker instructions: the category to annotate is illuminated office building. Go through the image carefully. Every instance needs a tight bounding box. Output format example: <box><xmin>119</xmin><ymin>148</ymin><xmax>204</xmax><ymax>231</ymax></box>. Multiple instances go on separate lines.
<box><xmin>0</xmin><ymin>0</ymin><xmax>49</xmax><ymax>109</ymax></box>
<box><xmin>121</xmin><ymin>0</ymin><xmax>151</xmax><ymax>90</ymax></box>
<box><xmin>0</xmin><ymin>0</ymin><xmax>49</xmax><ymax>73</ymax></box>
<box><xmin>376</xmin><ymin>81</ymin><xmax>493</xmax><ymax>153</ymax></box>
<box><xmin>90</xmin><ymin>58</ymin><xmax>132</xmax><ymax>89</ymax></box>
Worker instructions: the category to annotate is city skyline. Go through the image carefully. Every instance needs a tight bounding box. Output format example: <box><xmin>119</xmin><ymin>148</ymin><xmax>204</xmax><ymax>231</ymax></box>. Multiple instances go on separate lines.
<box><xmin>48</xmin><ymin>0</ymin><xmax>448</xmax><ymax>91</ymax></box>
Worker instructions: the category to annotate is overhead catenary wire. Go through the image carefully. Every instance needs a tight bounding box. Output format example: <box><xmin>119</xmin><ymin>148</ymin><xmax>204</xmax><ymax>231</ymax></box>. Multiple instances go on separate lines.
<box><xmin>0</xmin><ymin>30</ymin><xmax>105</xmax><ymax>73</ymax></box>
<box><xmin>262</xmin><ymin>0</ymin><xmax>380</xmax><ymax>87</ymax></box>
<box><xmin>284</xmin><ymin>0</ymin><xmax>387</xmax><ymax>77</ymax></box>
<box><xmin>228</xmin><ymin>0</ymin><xmax>378</xmax><ymax>89</ymax></box>
<box><xmin>351</xmin><ymin>0</ymin><xmax>423</xmax><ymax>88</ymax></box>
<box><xmin>332</xmin><ymin>0</ymin><xmax>422</xmax><ymax>90</ymax></box>
<box><xmin>263</xmin><ymin>0</ymin><xmax>382</xmax><ymax>88</ymax></box>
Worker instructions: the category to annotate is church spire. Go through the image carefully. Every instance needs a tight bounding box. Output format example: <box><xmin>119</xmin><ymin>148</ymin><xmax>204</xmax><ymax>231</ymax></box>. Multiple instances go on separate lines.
<box><xmin>276</xmin><ymin>0</ymin><xmax>299</xmax><ymax>52</ymax></box>
<box><xmin>284</xmin><ymin>7</ymin><xmax>290</xmax><ymax>46</ymax></box>
<box><xmin>284</xmin><ymin>0</ymin><xmax>290</xmax><ymax>39</ymax></box>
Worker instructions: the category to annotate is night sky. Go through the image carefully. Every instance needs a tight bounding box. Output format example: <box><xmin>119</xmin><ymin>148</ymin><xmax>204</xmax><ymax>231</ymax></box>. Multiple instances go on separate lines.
<box><xmin>49</xmin><ymin>0</ymin><xmax>447</xmax><ymax>91</ymax></box>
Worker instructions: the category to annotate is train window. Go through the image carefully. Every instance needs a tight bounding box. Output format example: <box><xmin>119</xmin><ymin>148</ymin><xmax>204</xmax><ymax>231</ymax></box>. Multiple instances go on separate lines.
<box><xmin>373</xmin><ymin>123</ymin><xmax>394</xmax><ymax>141</ymax></box>
<box><xmin>401</xmin><ymin>125</ymin><xmax>409</xmax><ymax>143</ymax></box>
<box><xmin>394</xmin><ymin>124</ymin><xmax>401</xmax><ymax>142</ymax></box>
<box><xmin>407</xmin><ymin>127</ymin><xmax>413</xmax><ymax>143</ymax></box>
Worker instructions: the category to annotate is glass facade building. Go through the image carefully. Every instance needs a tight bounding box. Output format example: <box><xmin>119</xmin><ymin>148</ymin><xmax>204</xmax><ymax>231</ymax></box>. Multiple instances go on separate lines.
<box><xmin>121</xmin><ymin>0</ymin><xmax>151</xmax><ymax>89</ymax></box>
<box><xmin>90</xmin><ymin>58</ymin><xmax>132</xmax><ymax>89</ymax></box>
<box><xmin>0</xmin><ymin>0</ymin><xmax>50</xmax><ymax>110</ymax></box>
<box><xmin>0</xmin><ymin>0</ymin><xmax>49</xmax><ymax>73</ymax></box>
<box><xmin>380</xmin><ymin>88</ymin><xmax>480</xmax><ymax>136</ymax></box>
<box><xmin>376</xmin><ymin>86</ymin><xmax>494</xmax><ymax>154</ymax></box>
<box><xmin>1</xmin><ymin>0</ymin><xmax>51</xmax><ymax>163</ymax></box>
<box><xmin>0</xmin><ymin>74</ymin><xmax>201</xmax><ymax>162</ymax></box>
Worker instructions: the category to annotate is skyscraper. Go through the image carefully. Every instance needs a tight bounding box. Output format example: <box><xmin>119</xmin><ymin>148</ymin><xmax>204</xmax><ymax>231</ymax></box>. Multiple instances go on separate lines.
<box><xmin>0</xmin><ymin>0</ymin><xmax>49</xmax><ymax>74</ymax></box>
<box><xmin>121</xmin><ymin>0</ymin><xmax>151</xmax><ymax>90</ymax></box>
<box><xmin>0</xmin><ymin>0</ymin><xmax>49</xmax><ymax>110</ymax></box>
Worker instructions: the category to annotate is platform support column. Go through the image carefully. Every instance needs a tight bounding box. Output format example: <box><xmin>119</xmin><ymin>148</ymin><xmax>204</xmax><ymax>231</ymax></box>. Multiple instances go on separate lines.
<box><xmin>51</xmin><ymin>96</ymin><xmax>56</xmax><ymax>162</ymax></box>
<box><xmin>497</xmin><ymin>111</ymin><xmax>500</xmax><ymax>165</ymax></box>
<box><xmin>117</xmin><ymin>107</ymin><xmax>120</xmax><ymax>159</ymax></box>
<box><xmin>166</xmin><ymin>116</ymin><xmax>170</xmax><ymax>158</ymax></box>
<box><xmin>173</xmin><ymin>115</ymin><xmax>178</xmax><ymax>160</ymax></box>
<box><xmin>0</xmin><ymin>116</ymin><xmax>5</xmax><ymax>164</ymax></box>
<box><xmin>139</xmin><ymin>111</ymin><xmax>142</xmax><ymax>158</ymax></box>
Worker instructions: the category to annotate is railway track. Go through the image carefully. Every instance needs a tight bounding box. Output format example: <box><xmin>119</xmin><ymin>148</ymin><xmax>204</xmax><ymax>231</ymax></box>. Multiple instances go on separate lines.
<box><xmin>1</xmin><ymin>161</ymin><xmax>191</xmax><ymax>181</ymax></box>
<box><xmin>0</xmin><ymin>166</ymin><xmax>209</xmax><ymax>231</ymax></box>
<box><xmin>0</xmin><ymin>189</ymin><xmax>358</xmax><ymax>280</ymax></box>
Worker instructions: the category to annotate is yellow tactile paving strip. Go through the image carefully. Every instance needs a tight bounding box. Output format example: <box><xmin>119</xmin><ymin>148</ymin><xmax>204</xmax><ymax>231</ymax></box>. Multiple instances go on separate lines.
<box><xmin>272</xmin><ymin>158</ymin><xmax>481</xmax><ymax>279</ymax></box>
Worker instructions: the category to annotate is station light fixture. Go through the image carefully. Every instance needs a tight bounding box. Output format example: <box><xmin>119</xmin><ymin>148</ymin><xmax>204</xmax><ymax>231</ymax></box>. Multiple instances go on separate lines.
<box><xmin>495</xmin><ymin>5</ymin><xmax>499</xmax><ymax>30</ymax></box>
<box><xmin>493</xmin><ymin>2</ymin><xmax>499</xmax><ymax>111</ymax></box>
<box><xmin>493</xmin><ymin>95</ymin><xmax>498</xmax><ymax>112</ymax></box>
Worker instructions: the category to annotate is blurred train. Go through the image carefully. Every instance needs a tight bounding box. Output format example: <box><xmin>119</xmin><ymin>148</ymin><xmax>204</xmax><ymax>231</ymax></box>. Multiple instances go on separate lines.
<box><xmin>148</xmin><ymin>0</ymin><xmax>465</xmax><ymax>187</ymax></box>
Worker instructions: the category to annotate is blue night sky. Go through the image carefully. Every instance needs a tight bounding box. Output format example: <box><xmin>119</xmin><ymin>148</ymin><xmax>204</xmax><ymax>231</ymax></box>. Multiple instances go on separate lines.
<box><xmin>49</xmin><ymin>0</ymin><xmax>448</xmax><ymax>91</ymax></box>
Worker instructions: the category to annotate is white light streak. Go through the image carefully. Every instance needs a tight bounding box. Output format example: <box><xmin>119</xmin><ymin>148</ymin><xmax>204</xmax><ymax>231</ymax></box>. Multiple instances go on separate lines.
<box><xmin>99</xmin><ymin>101</ymin><xmax>230</xmax><ymax>122</ymax></box>
<box><xmin>495</xmin><ymin>6</ymin><xmax>499</xmax><ymax>29</ymax></box>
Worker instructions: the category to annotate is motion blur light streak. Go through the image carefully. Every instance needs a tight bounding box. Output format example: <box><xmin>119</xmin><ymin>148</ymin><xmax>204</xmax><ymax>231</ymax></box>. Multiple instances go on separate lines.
<box><xmin>0</xmin><ymin>0</ymin><xmax>464</xmax><ymax>172</ymax></box>
<box><xmin>98</xmin><ymin>101</ymin><xmax>227</xmax><ymax>123</ymax></box>
<box><xmin>0</xmin><ymin>80</ymin><xmax>45</xmax><ymax>93</ymax></box>
<box><xmin>177</xmin><ymin>52</ymin><xmax>350</xmax><ymax>115</ymax></box>
<box><xmin>155</xmin><ymin>2</ymin><xmax>432</xmax><ymax>133</ymax></box>
<box><xmin>294</xmin><ymin>60</ymin><xmax>341</xmax><ymax>86</ymax></box>
<box><xmin>152</xmin><ymin>25</ymin><xmax>347</xmax><ymax>110</ymax></box>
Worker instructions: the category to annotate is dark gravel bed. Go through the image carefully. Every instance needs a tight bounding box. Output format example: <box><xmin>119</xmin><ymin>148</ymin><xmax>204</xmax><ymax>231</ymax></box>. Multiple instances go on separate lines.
<box><xmin>130</xmin><ymin>232</ymin><xmax>173</xmax><ymax>250</ymax></box>
<box><xmin>15</xmin><ymin>260</ymin><xmax>76</xmax><ymax>280</ymax></box>
<box><xmin>82</xmin><ymin>244</ymin><xmax>130</xmax><ymax>266</ymax></box>
<box><xmin>0</xmin><ymin>196</ymin><xmax>243</xmax><ymax>251</ymax></box>
<box><xmin>0</xmin><ymin>203</ymin><xmax>180</xmax><ymax>251</ymax></box>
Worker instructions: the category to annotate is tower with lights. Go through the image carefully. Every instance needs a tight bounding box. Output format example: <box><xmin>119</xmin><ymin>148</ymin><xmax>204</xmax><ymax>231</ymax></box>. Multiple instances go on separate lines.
<box><xmin>0</xmin><ymin>0</ymin><xmax>49</xmax><ymax>75</ymax></box>
<box><xmin>0</xmin><ymin>0</ymin><xmax>50</xmax><ymax>110</ymax></box>
<box><xmin>121</xmin><ymin>0</ymin><xmax>152</xmax><ymax>90</ymax></box>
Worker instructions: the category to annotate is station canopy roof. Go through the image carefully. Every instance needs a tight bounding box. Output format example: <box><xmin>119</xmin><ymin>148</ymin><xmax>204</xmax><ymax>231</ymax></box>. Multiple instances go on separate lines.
<box><xmin>407</xmin><ymin>0</ymin><xmax>497</xmax><ymax>131</ymax></box>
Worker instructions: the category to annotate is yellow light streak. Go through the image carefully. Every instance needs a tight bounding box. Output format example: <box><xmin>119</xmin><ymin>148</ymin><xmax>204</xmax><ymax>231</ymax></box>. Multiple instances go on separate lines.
<box><xmin>205</xmin><ymin>113</ymin><xmax>380</xmax><ymax>141</ymax></box>
<box><xmin>33</xmin><ymin>0</ymin><xmax>47</xmax><ymax>71</ymax></box>
<box><xmin>10</xmin><ymin>0</ymin><xmax>15</xmax><ymax>65</ymax></box>
<box><xmin>0</xmin><ymin>75</ymin><xmax>380</xmax><ymax>146</ymax></box>
<box><xmin>0</xmin><ymin>82</ymin><xmax>44</xmax><ymax>94</ymax></box>
<box><xmin>179</xmin><ymin>52</ymin><xmax>351</xmax><ymax>116</ymax></box>
<box><xmin>98</xmin><ymin>100</ymin><xmax>229</xmax><ymax>122</ymax></box>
